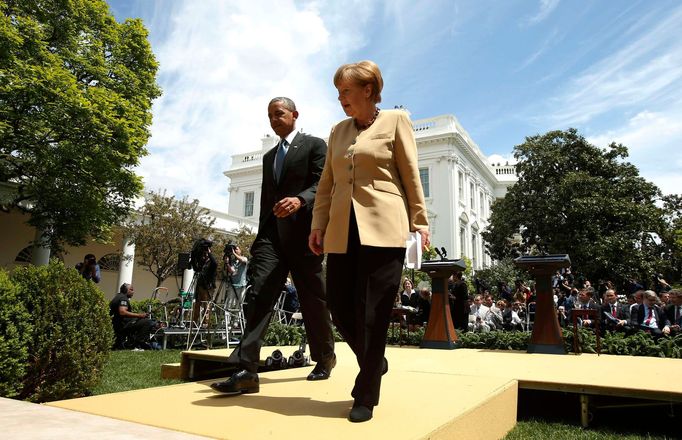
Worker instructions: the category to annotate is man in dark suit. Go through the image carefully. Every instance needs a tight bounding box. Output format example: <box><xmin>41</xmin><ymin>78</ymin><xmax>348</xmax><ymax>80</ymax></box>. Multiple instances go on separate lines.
<box><xmin>663</xmin><ymin>289</ymin><xmax>681</xmax><ymax>335</ymax></box>
<box><xmin>630</xmin><ymin>290</ymin><xmax>671</xmax><ymax>338</ymax></box>
<box><xmin>600</xmin><ymin>289</ymin><xmax>632</xmax><ymax>334</ymax></box>
<box><xmin>568</xmin><ymin>288</ymin><xmax>599</xmax><ymax>328</ymax></box>
<box><xmin>449</xmin><ymin>272</ymin><xmax>469</xmax><ymax>332</ymax></box>
<box><xmin>211</xmin><ymin>97</ymin><xmax>335</xmax><ymax>395</ymax></box>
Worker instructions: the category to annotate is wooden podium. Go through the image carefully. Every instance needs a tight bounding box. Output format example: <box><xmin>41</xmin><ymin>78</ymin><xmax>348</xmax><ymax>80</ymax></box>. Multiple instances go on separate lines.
<box><xmin>514</xmin><ymin>254</ymin><xmax>571</xmax><ymax>354</ymax></box>
<box><xmin>419</xmin><ymin>258</ymin><xmax>467</xmax><ymax>349</ymax></box>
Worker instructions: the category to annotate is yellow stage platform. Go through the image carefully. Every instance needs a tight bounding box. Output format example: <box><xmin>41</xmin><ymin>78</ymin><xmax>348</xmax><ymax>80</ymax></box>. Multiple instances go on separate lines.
<box><xmin>47</xmin><ymin>344</ymin><xmax>682</xmax><ymax>440</ymax></box>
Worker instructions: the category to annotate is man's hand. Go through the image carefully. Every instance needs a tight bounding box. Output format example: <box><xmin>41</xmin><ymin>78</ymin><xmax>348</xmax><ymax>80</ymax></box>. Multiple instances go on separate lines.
<box><xmin>273</xmin><ymin>197</ymin><xmax>302</xmax><ymax>218</ymax></box>
<box><xmin>663</xmin><ymin>325</ymin><xmax>671</xmax><ymax>335</ymax></box>
<box><xmin>617</xmin><ymin>320</ymin><xmax>627</xmax><ymax>326</ymax></box>
<box><xmin>308</xmin><ymin>229</ymin><xmax>324</xmax><ymax>255</ymax></box>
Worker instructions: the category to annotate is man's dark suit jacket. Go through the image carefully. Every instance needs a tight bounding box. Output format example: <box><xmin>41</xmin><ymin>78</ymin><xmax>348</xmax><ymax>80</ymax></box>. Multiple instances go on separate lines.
<box><xmin>664</xmin><ymin>304</ymin><xmax>681</xmax><ymax>327</ymax></box>
<box><xmin>258</xmin><ymin>132</ymin><xmax>326</xmax><ymax>255</ymax></box>
<box><xmin>601</xmin><ymin>302</ymin><xmax>631</xmax><ymax>331</ymax></box>
<box><xmin>629</xmin><ymin>304</ymin><xmax>670</xmax><ymax>330</ymax></box>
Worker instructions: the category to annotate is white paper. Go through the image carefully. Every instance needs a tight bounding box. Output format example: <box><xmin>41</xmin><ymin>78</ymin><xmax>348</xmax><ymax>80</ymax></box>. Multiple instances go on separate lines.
<box><xmin>405</xmin><ymin>231</ymin><xmax>422</xmax><ymax>270</ymax></box>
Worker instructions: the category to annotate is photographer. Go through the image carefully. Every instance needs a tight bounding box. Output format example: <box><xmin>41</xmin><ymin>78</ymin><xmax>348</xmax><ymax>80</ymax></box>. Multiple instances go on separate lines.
<box><xmin>652</xmin><ymin>273</ymin><xmax>672</xmax><ymax>295</ymax></box>
<box><xmin>190</xmin><ymin>239</ymin><xmax>218</xmax><ymax>326</ymax></box>
<box><xmin>224</xmin><ymin>242</ymin><xmax>248</xmax><ymax>310</ymax></box>
<box><xmin>75</xmin><ymin>253</ymin><xmax>101</xmax><ymax>283</ymax></box>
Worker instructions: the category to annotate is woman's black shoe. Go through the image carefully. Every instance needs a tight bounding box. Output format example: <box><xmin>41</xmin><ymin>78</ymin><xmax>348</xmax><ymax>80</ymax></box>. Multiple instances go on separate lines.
<box><xmin>382</xmin><ymin>357</ymin><xmax>388</xmax><ymax>375</ymax></box>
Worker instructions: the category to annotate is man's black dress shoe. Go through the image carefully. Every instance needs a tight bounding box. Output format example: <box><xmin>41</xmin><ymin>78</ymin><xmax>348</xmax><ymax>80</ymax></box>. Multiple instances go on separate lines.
<box><xmin>210</xmin><ymin>369</ymin><xmax>259</xmax><ymax>395</ymax></box>
<box><xmin>382</xmin><ymin>357</ymin><xmax>388</xmax><ymax>375</ymax></box>
<box><xmin>307</xmin><ymin>355</ymin><xmax>336</xmax><ymax>381</ymax></box>
<box><xmin>349</xmin><ymin>405</ymin><xmax>373</xmax><ymax>422</ymax></box>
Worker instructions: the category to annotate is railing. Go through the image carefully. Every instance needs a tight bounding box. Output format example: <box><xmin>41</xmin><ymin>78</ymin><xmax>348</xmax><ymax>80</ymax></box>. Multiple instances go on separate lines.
<box><xmin>494</xmin><ymin>165</ymin><xmax>516</xmax><ymax>175</ymax></box>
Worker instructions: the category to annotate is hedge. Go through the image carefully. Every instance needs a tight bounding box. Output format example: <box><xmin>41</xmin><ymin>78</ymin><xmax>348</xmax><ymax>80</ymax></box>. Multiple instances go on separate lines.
<box><xmin>0</xmin><ymin>261</ymin><xmax>114</xmax><ymax>402</ymax></box>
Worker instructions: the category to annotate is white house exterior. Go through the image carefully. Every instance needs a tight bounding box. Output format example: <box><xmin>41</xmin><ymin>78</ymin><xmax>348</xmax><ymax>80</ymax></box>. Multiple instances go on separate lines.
<box><xmin>224</xmin><ymin>113</ymin><xmax>517</xmax><ymax>270</ymax></box>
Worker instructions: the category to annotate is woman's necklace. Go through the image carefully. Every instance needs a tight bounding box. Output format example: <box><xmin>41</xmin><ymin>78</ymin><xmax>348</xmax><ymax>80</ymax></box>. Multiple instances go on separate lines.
<box><xmin>355</xmin><ymin>107</ymin><xmax>380</xmax><ymax>131</ymax></box>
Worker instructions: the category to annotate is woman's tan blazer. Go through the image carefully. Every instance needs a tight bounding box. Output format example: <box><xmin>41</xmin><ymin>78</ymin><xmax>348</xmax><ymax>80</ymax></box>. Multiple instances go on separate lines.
<box><xmin>312</xmin><ymin>109</ymin><xmax>428</xmax><ymax>254</ymax></box>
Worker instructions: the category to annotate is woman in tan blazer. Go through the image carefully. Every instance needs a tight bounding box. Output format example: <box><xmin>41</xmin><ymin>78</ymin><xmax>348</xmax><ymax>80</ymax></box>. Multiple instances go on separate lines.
<box><xmin>309</xmin><ymin>60</ymin><xmax>429</xmax><ymax>423</ymax></box>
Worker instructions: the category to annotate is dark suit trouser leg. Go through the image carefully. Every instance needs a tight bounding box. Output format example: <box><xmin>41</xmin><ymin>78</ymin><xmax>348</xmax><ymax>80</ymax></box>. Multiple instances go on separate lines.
<box><xmin>289</xmin><ymin>254</ymin><xmax>335</xmax><ymax>363</ymax></box>
<box><xmin>327</xmin><ymin>211</ymin><xmax>405</xmax><ymax>407</ymax></box>
<box><xmin>228</xmin><ymin>226</ymin><xmax>289</xmax><ymax>372</ymax></box>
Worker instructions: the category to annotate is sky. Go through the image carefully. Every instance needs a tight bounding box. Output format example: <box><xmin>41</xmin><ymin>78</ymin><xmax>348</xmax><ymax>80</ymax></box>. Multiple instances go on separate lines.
<box><xmin>108</xmin><ymin>0</ymin><xmax>682</xmax><ymax>212</ymax></box>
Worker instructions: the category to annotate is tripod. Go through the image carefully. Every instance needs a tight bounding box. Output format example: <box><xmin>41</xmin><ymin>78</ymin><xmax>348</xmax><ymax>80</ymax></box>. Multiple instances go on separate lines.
<box><xmin>188</xmin><ymin>262</ymin><xmax>247</xmax><ymax>350</ymax></box>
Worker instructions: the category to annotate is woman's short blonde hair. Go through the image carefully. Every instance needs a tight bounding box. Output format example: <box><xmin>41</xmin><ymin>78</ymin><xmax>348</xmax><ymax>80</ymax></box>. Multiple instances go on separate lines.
<box><xmin>333</xmin><ymin>60</ymin><xmax>383</xmax><ymax>104</ymax></box>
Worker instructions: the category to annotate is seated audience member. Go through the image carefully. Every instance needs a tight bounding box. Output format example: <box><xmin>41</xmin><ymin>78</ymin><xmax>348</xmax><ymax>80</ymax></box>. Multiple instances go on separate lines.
<box><xmin>568</xmin><ymin>288</ymin><xmax>599</xmax><ymax>328</ymax></box>
<box><xmin>557</xmin><ymin>305</ymin><xmax>569</xmax><ymax>328</ymax></box>
<box><xmin>659</xmin><ymin>291</ymin><xmax>671</xmax><ymax>307</ymax></box>
<box><xmin>630</xmin><ymin>290</ymin><xmax>671</xmax><ymax>338</ymax></box>
<box><xmin>414</xmin><ymin>287</ymin><xmax>432</xmax><ymax>326</ymax></box>
<box><xmin>483</xmin><ymin>295</ymin><xmax>503</xmax><ymax>330</ymax></box>
<box><xmin>110</xmin><ymin>283</ymin><xmax>156</xmax><ymax>349</ymax></box>
<box><xmin>400</xmin><ymin>278</ymin><xmax>416</xmax><ymax>307</ymax></box>
<box><xmin>663</xmin><ymin>289</ymin><xmax>681</xmax><ymax>335</ymax></box>
<box><xmin>498</xmin><ymin>300</ymin><xmax>522</xmax><ymax>331</ymax></box>
<box><xmin>514</xmin><ymin>280</ymin><xmax>531</xmax><ymax>304</ymax></box>
<box><xmin>629</xmin><ymin>290</ymin><xmax>644</xmax><ymax>316</ymax></box>
<box><xmin>76</xmin><ymin>253</ymin><xmax>101</xmax><ymax>283</ymax></box>
<box><xmin>468</xmin><ymin>294</ymin><xmax>491</xmax><ymax>332</ymax></box>
<box><xmin>563</xmin><ymin>287</ymin><xmax>579</xmax><ymax>310</ymax></box>
<box><xmin>601</xmin><ymin>289</ymin><xmax>632</xmax><ymax>334</ymax></box>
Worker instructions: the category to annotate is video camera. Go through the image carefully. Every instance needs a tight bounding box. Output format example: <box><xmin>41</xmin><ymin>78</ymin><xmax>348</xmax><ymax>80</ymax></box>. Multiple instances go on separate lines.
<box><xmin>224</xmin><ymin>241</ymin><xmax>238</xmax><ymax>265</ymax></box>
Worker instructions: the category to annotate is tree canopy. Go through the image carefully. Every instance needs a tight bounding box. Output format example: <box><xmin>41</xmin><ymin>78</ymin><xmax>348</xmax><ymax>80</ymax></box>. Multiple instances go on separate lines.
<box><xmin>482</xmin><ymin>128</ymin><xmax>675</xmax><ymax>286</ymax></box>
<box><xmin>123</xmin><ymin>191</ymin><xmax>216</xmax><ymax>288</ymax></box>
<box><xmin>0</xmin><ymin>0</ymin><xmax>160</xmax><ymax>250</ymax></box>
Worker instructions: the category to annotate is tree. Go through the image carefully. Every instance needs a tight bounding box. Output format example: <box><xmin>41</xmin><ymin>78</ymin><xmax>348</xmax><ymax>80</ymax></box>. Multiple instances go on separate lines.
<box><xmin>0</xmin><ymin>0</ymin><xmax>161</xmax><ymax>251</ymax></box>
<box><xmin>482</xmin><ymin>129</ymin><xmax>668</xmax><ymax>287</ymax></box>
<box><xmin>123</xmin><ymin>191</ymin><xmax>216</xmax><ymax>288</ymax></box>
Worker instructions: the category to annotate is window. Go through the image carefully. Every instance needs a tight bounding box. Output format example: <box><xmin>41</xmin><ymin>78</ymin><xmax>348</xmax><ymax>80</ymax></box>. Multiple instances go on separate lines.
<box><xmin>471</xmin><ymin>231</ymin><xmax>478</xmax><ymax>269</ymax></box>
<box><xmin>98</xmin><ymin>253</ymin><xmax>121</xmax><ymax>271</ymax></box>
<box><xmin>244</xmin><ymin>191</ymin><xmax>254</xmax><ymax>217</ymax></box>
<box><xmin>458</xmin><ymin>172</ymin><xmax>464</xmax><ymax>200</ymax></box>
<box><xmin>459</xmin><ymin>226</ymin><xmax>466</xmax><ymax>257</ymax></box>
<box><xmin>469</xmin><ymin>183</ymin><xmax>475</xmax><ymax>209</ymax></box>
<box><xmin>14</xmin><ymin>246</ymin><xmax>32</xmax><ymax>263</ymax></box>
<box><xmin>479</xmin><ymin>192</ymin><xmax>484</xmax><ymax>217</ymax></box>
<box><xmin>419</xmin><ymin>167</ymin><xmax>430</xmax><ymax>198</ymax></box>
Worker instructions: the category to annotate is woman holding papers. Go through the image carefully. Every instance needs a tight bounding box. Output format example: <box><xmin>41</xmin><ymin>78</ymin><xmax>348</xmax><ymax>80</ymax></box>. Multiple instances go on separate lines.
<box><xmin>308</xmin><ymin>60</ymin><xmax>429</xmax><ymax>423</ymax></box>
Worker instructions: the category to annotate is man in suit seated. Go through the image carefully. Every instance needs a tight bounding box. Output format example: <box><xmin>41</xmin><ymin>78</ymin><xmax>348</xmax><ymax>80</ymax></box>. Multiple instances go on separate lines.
<box><xmin>568</xmin><ymin>288</ymin><xmax>599</xmax><ymax>328</ymax></box>
<box><xmin>630</xmin><ymin>290</ymin><xmax>671</xmax><ymax>338</ymax></box>
<box><xmin>663</xmin><ymin>289</ymin><xmax>681</xmax><ymax>335</ymax></box>
<box><xmin>601</xmin><ymin>288</ymin><xmax>632</xmax><ymax>334</ymax></box>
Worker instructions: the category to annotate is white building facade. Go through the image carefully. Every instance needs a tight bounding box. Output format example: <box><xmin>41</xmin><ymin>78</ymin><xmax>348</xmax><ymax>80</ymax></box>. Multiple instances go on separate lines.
<box><xmin>224</xmin><ymin>113</ymin><xmax>517</xmax><ymax>270</ymax></box>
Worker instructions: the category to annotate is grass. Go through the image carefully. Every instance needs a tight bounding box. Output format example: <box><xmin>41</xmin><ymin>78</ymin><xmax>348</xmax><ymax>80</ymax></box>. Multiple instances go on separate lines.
<box><xmin>91</xmin><ymin>349</ymin><xmax>184</xmax><ymax>395</ymax></box>
<box><xmin>93</xmin><ymin>351</ymin><xmax>681</xmax><ymax>439</ymax></box>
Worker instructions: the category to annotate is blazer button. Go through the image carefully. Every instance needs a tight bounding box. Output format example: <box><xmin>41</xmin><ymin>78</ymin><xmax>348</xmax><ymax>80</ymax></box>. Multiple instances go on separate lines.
<box><xmin>348</xmin><ymin>165</ymin><xmax>353</xmax><ymax>170</ymax></box>
<box><xmin>351</xmin><ymin>140</ymin><xmax>356</xmax><ymax>145</ymax></box>
<box><xmin>348</xmin><ymin>178</ymin><xmax>353</xmax><ymax>184</ymax></box>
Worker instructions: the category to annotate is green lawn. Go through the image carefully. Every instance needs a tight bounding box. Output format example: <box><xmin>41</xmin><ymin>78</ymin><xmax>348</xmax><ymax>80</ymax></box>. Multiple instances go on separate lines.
<box><xmin>94</xmin><ymin>350</ymin><xmax>680</xmax><ymax>439</ymax></box>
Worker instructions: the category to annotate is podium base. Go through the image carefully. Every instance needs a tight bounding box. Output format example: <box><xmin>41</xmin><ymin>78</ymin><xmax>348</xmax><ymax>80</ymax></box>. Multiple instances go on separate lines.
<box><xmin>527</xmin><ymin>342</ymin><xmax>566</xmax><ymax>355</ymax></box>
<box><xmin>420</xmin><ymin>339</ymin><xmax>457</xmax><ymax>349</ymax></box>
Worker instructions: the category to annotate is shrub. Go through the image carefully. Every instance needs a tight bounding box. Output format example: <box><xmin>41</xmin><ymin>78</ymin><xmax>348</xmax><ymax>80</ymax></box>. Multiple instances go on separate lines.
<box><xmin>8</xmin><ymin>260</ymin><xmax>114</xmax><ymax>402</ymax></box>
<box><xmin>0</xmin><ymin>270</ymin><xmax>32</xmax><ymax>398</ymax></box>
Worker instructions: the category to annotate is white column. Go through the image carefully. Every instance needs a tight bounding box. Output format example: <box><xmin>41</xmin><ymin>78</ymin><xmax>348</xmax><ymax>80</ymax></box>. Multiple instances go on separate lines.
<box><xmin>116</xmin><ymin>237</ymin><xmax>135</xmax><ymax>288</ymax></box>
<box><xmin>31</xmin><ymin>228</ymin><xmax>50</xmax><ymax>266</ymax></box>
